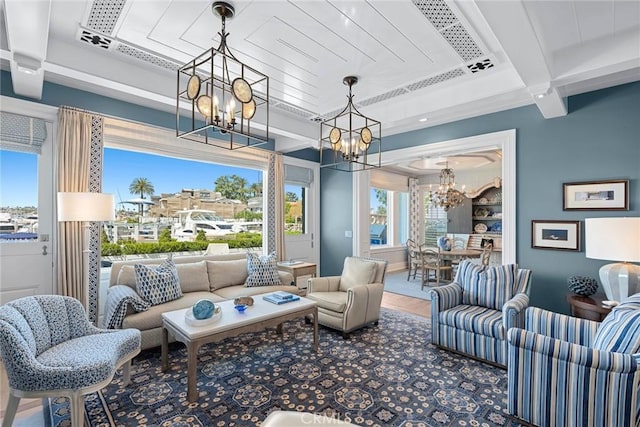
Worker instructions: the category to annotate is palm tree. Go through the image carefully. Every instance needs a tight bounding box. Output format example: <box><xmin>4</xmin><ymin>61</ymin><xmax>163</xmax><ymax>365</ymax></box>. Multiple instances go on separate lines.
<box><xmin>128</xmin><ymin>178</ymin><xmax>155</xmax><ymax>218</ymax></box>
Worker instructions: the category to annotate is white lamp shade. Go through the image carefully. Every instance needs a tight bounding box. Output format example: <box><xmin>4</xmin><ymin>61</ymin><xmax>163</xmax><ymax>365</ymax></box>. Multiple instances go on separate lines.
<box><xmin>57</xmin><ymin>192</ymin><xmax>115</xmax><ymax>222</ymax></box>
<box><xmin>585</xmin><ymin>217</ymin><xmax>640</xmax><ymax>262</ymax></box>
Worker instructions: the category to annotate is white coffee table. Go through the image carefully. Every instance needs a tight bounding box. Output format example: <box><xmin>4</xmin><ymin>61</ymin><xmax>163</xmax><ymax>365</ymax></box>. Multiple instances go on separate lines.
<box><xmin>161</xmin><ymin>292</ymin><xmax>318</xmax><ymax>402</ymax></box>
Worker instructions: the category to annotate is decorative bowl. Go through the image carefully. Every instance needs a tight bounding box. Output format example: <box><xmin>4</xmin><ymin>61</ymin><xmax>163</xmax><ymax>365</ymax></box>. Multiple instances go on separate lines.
<box><xmin>234</xmin><ymin>304</ymin><xmax>248</xmax><ymax>313</ymax></box>
<box><xmin>474</xmin><ymin>207</ymin><xmax>489</xmax><ymax>218</ymax></box>
<box><xmin>185</xmin><ymin>305</ymin><xmax>221</xmax><ymax>326</ymax></box>
<box><xmin>192</xmin><ymin>299</ymin><xmax>216</xmax><ymax>320</ymax></box>
<box><xmin>234</xmin><ymin>296</ymin><xmax>254</xmax><ymax>307</ymax></box>
<box><xmin>474</xmin><ymin>223</ymin><xmax>488</xmax><ymax>233</ymax></box>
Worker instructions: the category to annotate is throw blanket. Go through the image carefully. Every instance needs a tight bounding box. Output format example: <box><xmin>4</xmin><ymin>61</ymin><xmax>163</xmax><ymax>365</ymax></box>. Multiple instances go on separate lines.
<box><xmin>103</xmin><ymin>285</ymin><xmax>150</xmax><ymax>329</ymax></box>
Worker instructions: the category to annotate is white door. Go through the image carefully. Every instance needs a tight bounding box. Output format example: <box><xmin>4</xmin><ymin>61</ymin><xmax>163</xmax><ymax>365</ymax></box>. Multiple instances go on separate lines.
<box><xmin>283</xmin><ymin>160</ymin><xmax>319</xmax><ymax>275</ymax></box>
<box><xmin>0</xmin><ymin>99</ymin><xmax>56</xmax><ymax>304</ymax></box>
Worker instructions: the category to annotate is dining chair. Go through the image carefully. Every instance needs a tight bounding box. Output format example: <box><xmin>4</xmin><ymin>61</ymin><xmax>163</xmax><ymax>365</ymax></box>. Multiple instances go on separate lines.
<box><xmin>480</xmin><ymin>242</ymin><xmax>493</xmax><ymax>266</ymax></box>
<box><xmin>420</xmin><ymin>248</ymin><xmax>453</xmax><ymax>289</ymax></box>
<box><xmin>406</xmin><ymin>238</ymin><xmax>422</xmax><ymax>281</ymax></box>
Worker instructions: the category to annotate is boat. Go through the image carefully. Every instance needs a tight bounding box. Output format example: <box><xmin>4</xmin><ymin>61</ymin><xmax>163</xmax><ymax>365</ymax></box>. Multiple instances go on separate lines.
<box><xmin>172</xmin><ymin>210</ymin><xmax>246</xmax><ymax>241</ymax></box>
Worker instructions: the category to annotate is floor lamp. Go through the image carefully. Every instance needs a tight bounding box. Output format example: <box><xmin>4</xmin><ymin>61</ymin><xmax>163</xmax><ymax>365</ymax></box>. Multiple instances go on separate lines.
<box><xmin>585</xmin><ymin>217</ymin><xmax>640</xmax><ymax>302</ymax></box>
<box><xmin>57</xmin><ymin>192</ymin><xmax>115</xmax><ymax>315</ymax></box>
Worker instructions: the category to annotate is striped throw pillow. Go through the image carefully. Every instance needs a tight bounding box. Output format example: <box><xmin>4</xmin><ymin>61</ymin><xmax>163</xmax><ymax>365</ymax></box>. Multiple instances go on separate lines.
<box><xmin>245</xmin><ymin>252</ymin><xmax>281</xmax><ymax>287</ymax></box>
<box><xmin>134</xmin><ymin>258</ymin><xmax>182</xmax><ymax>306</ymax></box>
<box><xmin>457</xmin><ymin>260</ymin><xmax>518</xmax><ymax>310</ymax></box>
<box><xmin>593</xmin><ymin>298</ymin><xmax>640</xmax><ymax>354</ymax></box>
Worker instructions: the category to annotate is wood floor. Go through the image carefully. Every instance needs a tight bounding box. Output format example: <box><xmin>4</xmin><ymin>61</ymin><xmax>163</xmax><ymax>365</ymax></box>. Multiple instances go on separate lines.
<box><xmin>381</xmin><ymin>291</ymin><xmax>431</xmax><ymax>318</ymax></box>
<box><xmin>1</xmin><ymin>292</ymin><xmax>430</xmax><ymax>425</ymax></box>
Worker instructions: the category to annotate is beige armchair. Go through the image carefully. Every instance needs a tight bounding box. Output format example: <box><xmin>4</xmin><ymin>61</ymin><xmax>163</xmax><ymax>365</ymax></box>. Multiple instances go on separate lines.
<box><xmin>306</xmin><ymin>257</ymin><xmax>387</xmax><ymax>337</ymax></box>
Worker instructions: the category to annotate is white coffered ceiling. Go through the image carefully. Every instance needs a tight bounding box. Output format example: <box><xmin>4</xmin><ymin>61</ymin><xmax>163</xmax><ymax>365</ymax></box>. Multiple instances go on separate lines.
<box><xmin>1</xmin><ymin>0</ymin><xmax>639</xmax><ymax>156</ymax></box>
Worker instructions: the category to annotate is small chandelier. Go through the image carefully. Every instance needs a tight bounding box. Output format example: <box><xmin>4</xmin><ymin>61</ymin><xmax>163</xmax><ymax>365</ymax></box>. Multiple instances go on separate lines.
<box><xmin>429</xmin><ymin>162</ymin><xmax>466</xmax><ymax>211</ymax></box>
<box><xmin>176</xmin><ymin>1</ymin><xmax>269</xmax><ymax>150</ymax></box>
<box><xmin>320</xmin><ymin>76</ymin><xmax>381</xmax><ymax>172</ymax></box>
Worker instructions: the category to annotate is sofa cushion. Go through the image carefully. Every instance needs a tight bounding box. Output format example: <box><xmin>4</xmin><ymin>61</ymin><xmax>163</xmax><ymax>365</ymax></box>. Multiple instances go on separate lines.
<box><xmin>245</xmin><ymin>252</ymin><xmax>281</xmax><ymax>287</ymax></box>
<box><xmin>117</xmin><ymin>265</ymin><xmax>148</xmax><ymax>290</ymax></box>
<box><xmin>439</xmin><ymin>305</ymin><xmax>504</xmax><ymax>339</ymax></box>
<box><xmin>135</xmin><ymin>259</ymin><xmax>182</xmax><ymax>306</ymax></box>
<box><xmin>207</xmin><ymin>259</ymin><xmax>248</xmax><ymax>291</ymax></box>
<box><xmin>306</xmin><ymin>291</ymin><xmax>348</xmax><ymax>313</ymax></box>
<box><xmin>593</xmin><ymin>298</ymin><xmax>640</xmax><ymax>354</ymax></box>
<box><xmin>457</xmin><ymin>261</ymin><xmax>518</xmax><ymax>310</ymax></box>
<box><xmin>175</xmin><ymin>261</ymin><xmax>209</xmax><ymax>293</ymax></box>
<box><xmin>339</xmin><ymin>257</ymin><xmax>377</xmax><ymax>291</ymax></box>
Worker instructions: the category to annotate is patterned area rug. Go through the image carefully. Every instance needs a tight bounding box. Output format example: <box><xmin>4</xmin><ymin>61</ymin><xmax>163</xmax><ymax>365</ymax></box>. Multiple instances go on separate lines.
<box><xmin>46</xmin><ymin>309</ymin><xmax>520</xmax><ymax>426</ymax></box>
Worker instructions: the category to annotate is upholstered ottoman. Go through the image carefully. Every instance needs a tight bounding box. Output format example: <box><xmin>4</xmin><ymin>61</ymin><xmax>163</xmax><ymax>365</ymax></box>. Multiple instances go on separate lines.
<box><xmin>262</xmin><ymin>411</ymin><xmax>360</xmax><ymax>426</ymax></box>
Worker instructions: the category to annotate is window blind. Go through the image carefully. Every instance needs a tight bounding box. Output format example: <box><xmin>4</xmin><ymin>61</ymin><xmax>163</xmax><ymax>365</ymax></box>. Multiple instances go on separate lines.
<box><xmin>0</xmin><ymin>111</ymin><xmax>47</xmax><ymax>154</ymax></box>
<box><xmin>284</xmin><ymin>164</ymin><xmax>313</xmax><ymax>186</ymax></box>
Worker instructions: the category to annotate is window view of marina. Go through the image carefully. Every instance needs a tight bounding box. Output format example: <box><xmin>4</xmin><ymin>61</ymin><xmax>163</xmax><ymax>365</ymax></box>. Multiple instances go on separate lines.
<box><xmin>0</xmin><ymin>149</ymin><xmax>39</xmax><ymax>240</ymax></box>
<box><xmin>1</xmin><ymin>148</ymin><xmax>305</xmax><ymax>254</ymax></box>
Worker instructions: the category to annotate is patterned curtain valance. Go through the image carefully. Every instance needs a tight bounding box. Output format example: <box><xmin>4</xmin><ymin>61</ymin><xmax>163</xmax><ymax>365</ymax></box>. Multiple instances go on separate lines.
<box><xmin>0</xmin><ymin>111</ymin><xmax>47</xmax><ymax>154</ymax></box>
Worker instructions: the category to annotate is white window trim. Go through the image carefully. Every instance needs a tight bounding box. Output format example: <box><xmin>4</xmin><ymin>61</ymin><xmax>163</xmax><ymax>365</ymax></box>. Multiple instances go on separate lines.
<box><xmin>353</xmin><ymin>129</ymin><xmax>516</xmax><ymax>264</ymax></box>
<box><xmin>283</xmin><ymin>156</ymin><xmax>320</xmax><ymax>266</ymax></box>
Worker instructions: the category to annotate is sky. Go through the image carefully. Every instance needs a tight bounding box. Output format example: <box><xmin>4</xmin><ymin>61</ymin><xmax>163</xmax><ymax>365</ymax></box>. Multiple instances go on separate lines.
<box><xmin>0</xmin><ymin>148</ymin><xmax>264</xmax><ymax>208</ymax></box>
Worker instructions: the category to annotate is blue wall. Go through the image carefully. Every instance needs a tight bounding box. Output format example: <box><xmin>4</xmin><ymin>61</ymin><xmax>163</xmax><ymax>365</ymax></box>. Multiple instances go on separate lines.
<box><xmin>320</xmin><ymin>82</ymin><xmax>640</xmax><ymax>313</ymax></box>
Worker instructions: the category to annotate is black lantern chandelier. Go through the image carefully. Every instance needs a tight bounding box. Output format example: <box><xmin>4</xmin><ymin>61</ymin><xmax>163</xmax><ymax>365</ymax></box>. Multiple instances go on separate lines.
<box><xmin>320</xmin><ymin>76</ymin><xmax>381</xmax><ymax>172</ymax></box>
<box><xmin>176</xmin><ymin>1</ymin><xmax>269</xmax><ymax>150</ymax></box>
<box><xmin>429</xmin><ymin>162</ymin><xmax>466</xmax><ymax>211</ymax></box>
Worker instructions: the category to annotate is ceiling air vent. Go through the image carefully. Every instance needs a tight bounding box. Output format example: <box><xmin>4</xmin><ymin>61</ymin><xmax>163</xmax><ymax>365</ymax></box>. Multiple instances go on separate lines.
<box><xmin>412</xmin><ymin>0</ymin><xmax>458</xmax><ymax>30</ymax></box>
<box><xmin>468</xmin><ymin>59</ymin><xmax>494</xmax><ymax>73</ymax></box>
<box><xmin>412</xmin><ymin>0</ymin><xmax>485</xmax><ymax>62</ymax></box>
<box><xmin>406</xmin><ymin>68</ymin><xmax>466</xmax><ymax>91</ymax></box>
<box><xmin>273</xmin><ymin>102</ymin><xmax>315</xmax><ymax>119</ymax></box>
<box><xmin>86</xmin><ymin>0</ymin><xmax>127</xmax><ymax>35</ymax></box>
<box><xmin>115</xmin><ymin>44</ymin><xmax>180</xmax><ymax>71</ymax></box>
<box><xmin>79</xmin><ymin>29</ymin><xmax>112</xmax><ymax>49</ymax></box>
<box><xmin>440</xmin><ymin>24</ymin><xmax>483</xmax><ymax>62</ymax></box>
<box><xmin>358</xmin><ymin>88</ymin><xmax>409</xmax><ymax>107</ymax></box>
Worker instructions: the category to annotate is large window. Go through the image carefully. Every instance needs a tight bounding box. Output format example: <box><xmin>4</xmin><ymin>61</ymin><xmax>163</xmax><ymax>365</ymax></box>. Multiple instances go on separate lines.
<box><xmin>369</xmin><ymin>170</ymin><xmax>409</xmax><ymax>248</ymax></box>
<box><xmin>101</xmin><ymin>146</ymin><xmax>264</xmax><ymax>248</ymax></box>
<box><xmin>0</xmin><ymin>149</ymin><xmax>39</xmax><ymax>238</ymax></box>
<box><xmin>369</xmin><ymin>187</ymin><xmax>409</xmax><ymax>247</ymax></box>
<box><xmin>423</xmin><ymin>192</ymin><xmax>447</xmax><ymax>247</ymax></box>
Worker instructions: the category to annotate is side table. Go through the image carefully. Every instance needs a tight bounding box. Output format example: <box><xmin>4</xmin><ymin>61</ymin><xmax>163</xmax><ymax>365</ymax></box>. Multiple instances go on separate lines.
<box><xmin>566</xmin><ymin>294</ymin><xmax>612</xmax><ymax>322</ymax></box>
<box><xmin>277</xmin><ymin>262</ymin><xmax>317</xmax><ymax>295</ymax></box>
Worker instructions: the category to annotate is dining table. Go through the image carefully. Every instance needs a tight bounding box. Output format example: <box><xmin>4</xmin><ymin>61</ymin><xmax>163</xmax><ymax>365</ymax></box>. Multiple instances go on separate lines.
<box><xmin>421</xmin><ymin>247</ymin><xmax>483</xmax><ymax>261</ymax></box>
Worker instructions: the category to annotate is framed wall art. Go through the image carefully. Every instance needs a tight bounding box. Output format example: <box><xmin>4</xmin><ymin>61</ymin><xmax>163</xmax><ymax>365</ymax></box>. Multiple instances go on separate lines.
<box><xmin>531</xmin><ymin>220</ymin><xmax>581</xmax><ymax>251</ymax></box>
<box><xmin>563</xmin><ymin>179</ymin><xmax>629</xmax><ymax>211</ymax></box>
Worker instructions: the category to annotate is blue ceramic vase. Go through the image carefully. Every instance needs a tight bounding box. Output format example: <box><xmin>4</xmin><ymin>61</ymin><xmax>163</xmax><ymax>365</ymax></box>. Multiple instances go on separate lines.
<box><xmin>437</xmin><ymin>236</ymin><xmax>452</xmax><ymax>251</ymax></box>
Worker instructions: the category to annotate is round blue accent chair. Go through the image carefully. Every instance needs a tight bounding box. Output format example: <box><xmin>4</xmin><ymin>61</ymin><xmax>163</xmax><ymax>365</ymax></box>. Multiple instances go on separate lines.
<box><xmin>0</xmin><ymin>295</ymin><xmax>141</xmax><ymax>427</ymax></box>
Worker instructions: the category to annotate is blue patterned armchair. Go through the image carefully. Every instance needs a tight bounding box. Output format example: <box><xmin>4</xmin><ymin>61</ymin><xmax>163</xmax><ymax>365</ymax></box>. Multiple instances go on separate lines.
<box><xmin>430</xmin><ymin>261</ymin><xmax>532</xmax><ymax>366</ymax></box>
<box><xmin>0</xmin><ymin>295</ymin><xmax>141</xmax><ymax>427</ymax></box>
<box><xmin>507</xmin><ymin>296</ymin><xmax>640</xmax><ymax>427</ymax></box>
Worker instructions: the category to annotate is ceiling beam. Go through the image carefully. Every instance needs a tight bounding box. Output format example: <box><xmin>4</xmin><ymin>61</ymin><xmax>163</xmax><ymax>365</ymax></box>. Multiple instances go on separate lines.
<box><xmin>474</xmin><ymin>0</ymin><xmax>567</xmax><ymax>118</ymax></box>
<box><xmin>3</xmin><ymin>0</ymin><xmax>51</xmax><ymax>99</ymax></box>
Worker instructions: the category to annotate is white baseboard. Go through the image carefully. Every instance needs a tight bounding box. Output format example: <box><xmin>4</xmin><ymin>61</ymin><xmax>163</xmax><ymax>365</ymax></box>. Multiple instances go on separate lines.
<box><xmin>387</xmin><ymin>262</ymin><xmax>407</xmax><ymax>273</ymax></box>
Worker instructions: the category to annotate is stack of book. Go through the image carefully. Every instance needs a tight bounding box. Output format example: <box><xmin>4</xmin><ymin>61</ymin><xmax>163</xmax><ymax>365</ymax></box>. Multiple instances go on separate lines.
<box><xmin>263</xmin><ymin>292</ymin><xmax>300</xmax><ymax>305</ymax></box>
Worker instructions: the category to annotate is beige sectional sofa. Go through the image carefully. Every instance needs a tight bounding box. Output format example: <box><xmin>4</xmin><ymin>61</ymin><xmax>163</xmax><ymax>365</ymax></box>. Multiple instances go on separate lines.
<box><xmin>106</xmin><ymin>252</ymin><xmax>297</xmax><ymax>350</ymax></box>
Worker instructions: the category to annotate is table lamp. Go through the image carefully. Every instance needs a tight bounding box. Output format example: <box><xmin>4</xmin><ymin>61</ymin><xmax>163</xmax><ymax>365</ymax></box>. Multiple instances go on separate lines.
<box><xmin>585</xmin><ymin>217</ymin><xmax>640</xmax><ymax>302</ymax></box>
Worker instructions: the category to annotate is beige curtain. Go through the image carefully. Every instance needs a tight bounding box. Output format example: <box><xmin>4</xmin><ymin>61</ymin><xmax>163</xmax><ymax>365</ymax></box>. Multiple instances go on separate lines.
<box><xmin>56</xmin><ymin>108</ymin><xmax>93</xmax><ymax>308</ymax></box>
<box><xmin>274</xmin><ymin>153</ymin><xmax>285</xmax><ymax>260</ymax></box>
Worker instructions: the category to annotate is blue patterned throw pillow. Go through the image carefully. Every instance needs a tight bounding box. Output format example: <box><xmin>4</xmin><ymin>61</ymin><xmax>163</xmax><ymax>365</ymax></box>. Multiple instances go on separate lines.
<box><xmin>135</xmin><ymin>258</ymin><xmax>182</xmax><ymax>306</ymax></box>
<box><xmin>245</xmin><ymin>252</ymin><xmax>281</xmax><ymax>287</ymax></box>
